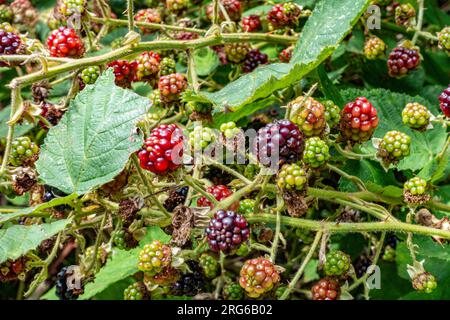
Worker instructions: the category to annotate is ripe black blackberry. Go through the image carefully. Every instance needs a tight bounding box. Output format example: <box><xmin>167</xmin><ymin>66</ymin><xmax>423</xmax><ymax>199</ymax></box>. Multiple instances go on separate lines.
<box><xmin>55</xmin><ymin>266</ymin><xmax>83</xmax><ymax>300</ymax></box>
<box><xmin>0</xmin><ymin>29</ymin><xmax>21</xmax><ymax>56</ymax></box>
<box><xmin>172</xmin><ymin>260</ymin><xmax>206</xmax><ymax>296</ymax></box>
<box><xmin>354</xmin><ymin>255</ymin><xmax>372</xmax><ymax>278</ymax></box>
<box><xmin>163</xmin><ymin>186</ymin><xmax>189</xmax><ymax>212</ymax></box>
<box><xmin>242</xmin><ymin>49</ymin><xmax>268</xmax><ymax>73</ymax></box>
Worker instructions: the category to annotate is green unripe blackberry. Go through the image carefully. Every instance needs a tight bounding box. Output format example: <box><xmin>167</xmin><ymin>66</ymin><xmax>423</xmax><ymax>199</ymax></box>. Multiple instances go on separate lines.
<box><xmin>324</xmin><ymin>250</ymin><xmax>351</xmax><ymax>277</ymax></box>
<box><xmin>199</xmin><ymin>253</ymin><xmax>219</xmax><ymax>279</ymax></box>
<box><xmin>113</xmin><ymin>230</ymin><xmax>126</xmax><ymax>250</ymax></box>
<box><xmin>277</xmin><ymin>163</ymin><xmax>307</xmax><ymax>191</ymax></box>
<box><xmin>0</xmin><ymin>5</ymin><xmax>13</xmax><ymax>23</ymax></box>
<box><xmin>412</xmin><ymin>272</ymin><xmax>437</xmax><ymax>294</ymax></box>
<box><xmin>402</xmin><ymin>103</ymin><xmax>430</xmax><ymax>130</ymax></box>
<box><xmin>395</xmin><ymin>3</ymin><xmax>416</xmax><ymax>28</ymax></box>
<box><xmin>225</xmin><ymin>43</ymin><xmax>250</xmax><ymax>63</ymax></box>
<box><xmin>186</xmin><ymin>101</ymin><xmax>212</xmax><ymax>114</ymax></box>
<box><xmin>81</xmin><ymin>66</ymin><xmax>100</xmax><ymax>85</ymax></box>
<box><xmin>123</xmin><ymin>282</ymin><xmax>146</xmax><ymax>300</ymax></box>
<box><xmin>303</xmin><ymin>137</ymin><xmax>330</xmax><ymax>168</ymax></box>
<box><xmin>323</xmin><ymin>100</ymin><xmax>340</xmax><ymax>129</ymax></box>
<box><xmin>377</xmin><ymin>131</ymin><xmax>411</xmax><ymax>165</ymax></box>
<box><xmin>220</xmin><ymin>122</ymin><xmax>241</xmax><ymax>139</ymax></box>
<box><xmin>235</xmin><ymin>242</ymin><xmax>250</xmax><ymax>256</ymax></box>
<box><xmin>382</xmin><ymin>245</ymin><xmax>396</xmax><ymax>262</ymax></box>
<box><xmin>288</xmin><ymin>96</ymin><xmax>326</xmax><ymax>137</ymax></box>
<box><xmin>238</xmin><ymin>199</ymin><xmax>256</xmax><ymax>215</ymax></box>
<box><xmin>149</xmin><ymin>89</ymin><xmax>164</xmax><ymax>109</ymax></box>
<box><xmin>138</xmin><ymin>240</ymin><xmax>172</xmax><ymax>275</ymax></box>
<box><xmin>404</xmin><ymin>177</ymin><xmax>427</xmax><ymax>196</ymax></box>
<box><xmin>438</xmin><ymin>26</ymin><xmax>450</xmax><ymax>52</ymax></box>
<box><xmin>159</xmin><ymin>57</ymin><xmax>176</xmax><ymax>76</ymax></box>
<box><xmin>189</xmin><ymin>126</ymin><xmax>216</xmax><ymax>150</ymax></box>
<box><xmin>60</xmin><ymin>0</ymin><xmax>86</xmax><ymax>16</ymax></box>
<box><xmin>364</xmin><ymin>36</ymin><xmax>386</xmax><ymax>60</ymax></box>
<box><xmin>10</xmin><ymin>136</ymin><xmax>39</xmax><ymax>166</ymax></box>
<box><xmin>223</xmin><ymin>283</ymin><xmax>244</xmax><ymax>300</ymax></box>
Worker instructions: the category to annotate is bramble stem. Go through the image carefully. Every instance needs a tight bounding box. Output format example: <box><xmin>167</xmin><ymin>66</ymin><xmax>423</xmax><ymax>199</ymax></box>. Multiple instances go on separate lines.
<box><xmin>412</xmin><ymin>0</ymin><xmax>425</xmax><ymax>45</ymax></box>
<box><xmin>127</xmin><ymin>0</ymin><xmax>135</xmax><ymax>32</ymax></box>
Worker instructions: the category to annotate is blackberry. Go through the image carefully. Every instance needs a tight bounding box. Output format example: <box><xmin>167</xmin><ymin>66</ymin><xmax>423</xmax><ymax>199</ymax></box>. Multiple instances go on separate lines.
<box><xmin>107</xmin><ymin>60</ymin><xmax>137</xmax><ymax>88</ymax></box>
<box><xmin>387</xmin><ymin>46</ymin><xmax>420</xmax><ymax>78</ymax></box>
<box><xmin>339</xmin><ymin>97</ymin><xmax>379</xmax><ymax>143</ymax></box>
<box><xmin>138</xmin><ymin>240</ymin><xmax>172</xmax><ymax>275</ymax></box>
<box><xmin>395</xmin><ymin>3</ymin><xmax>416</xmax><ymax>28</ymax></box>
<box><xmin>267</xmin><ymin>2</ymin><xmax>301</xmax><ymax>29</ymax></box>
<box><xmin>113</xmin><ymin>230</ymin><xmax>127</xmax><ymax>250</ymax></box>
<box><xmin>172</xmin><ymin>260</ymin><xmax>205</xmax><ymax>296</ymax></box>
<box><xmin>278</xmin><ymin>46</ymin><xmax>293</xmax><ymax>63</ymax></box>
<box><xmin>163</xmin><ymin>186</ymin><xmax>189</xmax><ymax>212</ymax></box>
<box><xmin>137</xmin><ymin>124</ymin><xmax>184</xmax><ymax>175</ymax></box>
<box><xmin>382</xmin><ymin>245</ymin><xmax>396</xmax><ymax>262</ymax></box>
<box><xmin>199</xmin><ymin>253</ymin><xmax>219</xmax><ymax>279</ymax></box>
<box><xmin>289</xmin><ymin>96</ymin><xmax>326</xmax><ymax>137</ymax></box>
<box><xmin>9</xmin><ymin>136</ymin><xmax>39</xmax><ymax>166</ymax></box>
<box><xmin>158</xmin><ymin>73</ymin><xmax>188</xmax><ymax>103</ymax></box>
<box><xmin>241</xmin><ymin>15</ymin><xmax>261</xmax><ymax>32</ymax></box>
<box><xmin>205</xmin><ymin>210</ymin><xmax>249</xmax><ymax>254</ymax></box>
<box><xmin>123</xmin><ymin>282</ymin><xmax>146</xmax><ymax>300</ymax></box>
<box><xmin>402</xmin><ymin>102</ymin><xmax>430</xmax><ymax>129</ymax></box>
<box><xmin>134</xmin><ymin>9</ymin><xmax>162</xmax><ymax>34</ymax></box>
<box><xmin>219</xmin><ymin>121</ymin><xmax>241</xmax><ymax>139</ymax></box>
<box><xmin>145</xmin><ymin>266</ymin><xmax>179</xmax><ymax>286</ymax></box>
<box><xmin>403</xmin><ymin>177</ymin><xmax>430</xmax><ymax>204</ymax></box>
<box><xmin>238</xmin><ymin>199</ymin><xmax>256</xmax><ymax>215</ymax></box>
<box><xmin>324</xmin><ymin>250</ymin><xmax>351</xmax><ymax>277</ymax></box>
<box><xmin>149</xmin><ymin>89</ymin><xmax>164</xmax><ymax>109</ymax></box>
<box><xmin>438</xmin><ymin>26</ymin><xmax>450</xmax><ymax>52</ymax></box>
<box><xmin>60</xmin><ymin>0</ymin><xmax>86</xmax><ymax>16</ymax></box>
<box><xmin>239</xmin><ymin>257</ymin><xmax>280</xmax><ymax>298</ymax></box>
<box><xmin>166</xmin><ymin>0</ymin><xmax>188</xmax><ymax>13</ymax></box>
<box><xmin>224</xmin><ymin>42</ymin><xmax>250</xmax><ymax>63</ymax></box>
<box><xmin>0</xmin><ymin>5</ymin><xmax>12</xmax><ymax>23</ymax></box>
<box><xmin>303</xmin><ymin>137</ymin><xmax>330</xmax><ymax>168</ymax></box>
<box><xmin>223</xmin><ymin>282</ymin><xmax>244</xmax><ymax>300</ymax></box>
<box><xmin>189</xmin><ymin>125</ymin><xmax>216</xmax><ymax>150</ymax></box>
<box><xmin>254</xmin><ymin>119</ymin><xmax>305</xmax><ymax>167</ymax></box>
<box><xmin>364</xmin><ymin>36</ymin><xmax>386</xmax><ymax>60</ymax></box>
<box><xmin>55</xmin><ymin>266</ymin><xmax>83</xmax><ymax>300</ymax></box>
<box><xmin>159</xmin><ymin>57</ymin><xmax>176</xmax><ymax>76</ymax></box>
<box><xmin>354</xmin><ymin>255</ymin><xmax>372</xmax><ymax>278</ymax></box>
<box><xmin>80</xmin><ymin>66</ymin><xmax>100</xmax><ymax>85</ymax></box>
<box><xmin>277</xmin><ymin>163</ymin><xmax>308</xmax><ymax>191</ymax></box>
<box><xmin>197</xmin><ymin>185</ymin><xmax>238</xmax><ymax>210</ymax></box>
<box><xmin>206</xmin><ymin>0</ymin><xmax>242</xmax><ymax>22</ymax></box>
<box><xmin>412</xmin><ymin>272</ymin><xmax>437</xmax><ymax>294</ymax></box>
<box><xmin>323</xmin><ymin>100</ymin><xmax>341</xmax><ymax>129</ymax></box>
<box><xmin>135</xmin><ymin>51</ymin><xmax>161</xmax><ymax>81</ymax></box>
<box><xmin>311</xmin><ymin>277</ymin><xmax>340</xmax><ymax>300</ymax></box>
<box><xmin>242</xmin><ymin>49</ymin><xmax>268</xmax><ymax>73</ymax></box>
<box><xmin>0</xmin><ymin>29</ymin><xmax>21</xmax><ymax>57</ymax></box>
<box><xmin>438</xmin><ymin>85</ymin><xmax>450</xmax><ymax>118</ymax></box>
<box><xmin>377</xmin><ymin>130</ymin><xmax>411</xmax><ymax>165</ymax></box>
<box><xmin>46</xmin><ymin>27</ymin><xmax>84</xmax><ymax>58</ymax></box>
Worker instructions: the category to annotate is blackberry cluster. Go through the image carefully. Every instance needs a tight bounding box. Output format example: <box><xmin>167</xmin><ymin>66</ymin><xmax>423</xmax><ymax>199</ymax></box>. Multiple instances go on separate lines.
<box><xmin>324</xmin><ymin>250</ymin><xmax>351</xmax><ymax>277</ymax></box>
<box><xmin>47</xmin><ymin>27</ymin><xmax>84</xmax><ymax>58</ymax></box>
<box><xmin>377</xmin><ymin>130</ymin><xmax>411</xmax><ymax>165</ymax></box>
<box><xmin>387</xmin><ymin>46</ymin><xmax>420</xmax><ymax>78</ymax></box>
<box><xmin>138</xmin><ymin>240</ymin><xmax>172</xmax><ymax>275</ymax></box>
<box><xmin>80</xmin><ymin>66</ymin><xmax>100</xmax><ymax>85</ymax></box>
<box><xmin>134</xmin><ymin>9</ymin><xmax>162</xmax><ymax>34</ymax></box>
<box><xmin>199</xmin><ymin>253</ymin><xmax>219</xmax><ymax>279</ymax></box>
<box><xmin>242</xmin><ymin>49</ymin><xmax>268</xmax><ymax>73</ymax></box>
<box><xmin>339</xmin><ymin>97</ymin><xmax>379</xmax><ymax>143</ymax></box>
<box><xmin>123</xmin><ymin>282</ymin><xmax>146</xmax><ymax>300</ymax></box>
<box><xmin>254</xmin><ymin>119</ymin><xmax>305</xmax><ymax>167</ymax></box>
<box><xmin>197</xmin><ymin>185</ymin><xmax>237</xmax><ymax>210</ymax></box>
<box><xmin>223</xmin><ymin>283</ymin><xmax>244</xmax><ymax>300</ymax></box>
<box><xmin>206</xmin><ymin>0</ymin><xmax>242</xmax><ymax>22</ymax></box>
<box><xmin>277</xmin><ymin>163</ymin><xmax>307</xmax><ymax>191</ymax></box>
<box><xmin>238</xmin><ymin>199</ymin><xmax>255</xmax><ymax>215</ymax></box>
<box><xmin>60</xmin><ymin>0</ymin><xmax>85</xmax><ymax>16</ymax></box>
<box><xmin>323</xmin><ymin>100</ymin><xmax>341</xmax><ymax>129</ymax></box>
<box><xmin>402</xmin><ymin>102</ymin><xmax>430</xmax><ymax>129</ymax></box>
<box><xmin>438</xmin><ymin>85</ymin><xmax>450</xmax><ymax>117</ymax></box>
<box><xmin>395</xmin><ymin>3</ymin><xmax>416</xmax><ymax>27</ymax></box>
<box><xmin>0</xmin><ymin>5</ymin><xmax>12</xmax><ymax>23</ymax></box>
<box><xmin>438</xmin><ymin>26</ymin><xmax>450</xmax><ymax>52</ymax></box>
<box><xmin>241</xmin><ymin>15</ymin><xmax>261</xmax><ymax>32</ymax></box>
<box><xmin>220</xmin><ymin>121</ymin><xmax>241</xmax><ymax>139</ymax></box>
<box><xmin>267</xmin><ymin>2</ymin><xmax>301</xmax><ymax>29</ymax></box>
<box><xmin>239</xmin><ymin>257</ymin><xmax>280</xmax><ymax>298</ymax></box>
<box><xmin>135</xmin><ymin>51</ymin><xmax>161</xmax><ymax>81</ymax></box>
<box><xmin>225</xmin><ymin>42</ymin><xmax>250</xmax><ymax>63</ymax></box>
<box><xmin>289</xmin><ymin>96</ymin><xmax>326</xmax><ymax>137</ymax></box>
<box><xmin>55</xmin><ymin>266</ymin><xmax>83</xmax><ymax>300</ymax></box>
<box><xmin>404</xmin><ymin>177</ymin><xmax>427</xmax><ymax>196</ymax></box>
<box><xmin>172</xmin><ymin>261</ymin><xmax>206</xmax><ymax>296</ymax></box>
<box><xmin>158</xmin><ymin>73</ymin><xmax>188</xmax><ymax>103</ymax></box>
<box><xmin>303</xmin><ymin>137</ymin><xmax>330</xmax><ymax>168</ymax></box>
<box><xmin>189</xmin><ymin>125</ymin><xmax>216</xmax><ymax>150</ymax></box>
<box><xmin>10</xmin><ymin>136</ymin><xmax>39</xmax><ymax>166</ymax></box>
<box><xmin>159</xmin><ymin>57</ymin><xmax>177</xmax><ymax>76</ymax></box>
<box><xmin>364</xmin><ymin>36</ymin><xmax>386</xmax><ymax>60</ymax></box>
<box><xmin>0</xmin><ymin>29</ymin><xmax>21</xmax><ymax>57</ymax></box>
<box><xmin>107</xmin><ymin>60</ymin><xmax>137</xmax><ymax>88</ymax></box>
<box><xmin>311</xmin><ymin>277</ymin><xmax>340</xmax><ymax>300</ymax></box>
<box><xmin>166</xmin><ymin>0</ymin><xmax>188</xmax><ymax>12</ymax></box>
<box><xmin>205</xmin><ymin>210</ymin><xmax>250</xmax><ymax>254</ymax></box>
<box><xmin>412</xmin><ymin>272</ymin><xmax>437</xmax><ymax>294</ymax></box>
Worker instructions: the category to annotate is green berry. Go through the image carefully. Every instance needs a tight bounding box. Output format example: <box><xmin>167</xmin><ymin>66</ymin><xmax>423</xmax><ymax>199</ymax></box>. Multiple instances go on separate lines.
<box><xmin>277</xmin><ymin>163</ymin><xmax>308</xmax><ymax>191</ymax></box>
<box><xmin>238</xmin><ymin>199</ymin><xmax>255</xmax><ymax>215</ymax></box>
<box><xmin>220</xmin><ymin>121</ymin><xmax>241</xmax><ymax>139</ymax></box>
<box><xmin>364</xmin><ymin>36</ymin><xmax>386</xmax><ymax>60</ymax></box>
<box><xmin>60</xmin><ymin>0</ymin><xmax>86</xmax><ymax>16</ymax></box>
<box><xmin>324</xmin><ymin>250</ymin><xmax>351</xmax><ymax>277</ymax></box>
<box><xmin>10</xmin><ymin>137</ymin><xmax>39</xmax><ymax>167</ymax></box>
<box><xmin>149</xmin><ymin>89</ymin><xmax>164</xmax><ymax>109</ymax></box>
<box><xmin>235</xmin><ymin>242</ymin><xmax>250</xmax><ymax>256</ymax></box>
<box><xmin>323</xmin><ymin>100</ymin><xmax>341</xmax><ymax>129</ymax></box>
<box><xmin>166</xmin><ymin>0</ymin><xmax>189</xmax><ymax>12</ymax></box>
<box><xmin>223</xmin><ymin>283</ymin><xmax>244</xmax><ymax>300</ymax></box>
<box><xmin>81</xmin><ymin>66</ymin><xmax>100</xmax><ymax>85</ymax></box>
<box><xmin>186</xmin><ymin>101</ymin><xmax>212</xmax><ymax>114</ymax></box>
<box><xmin>159</xmin><ymin>57</ymin><xmax>176</xmax><ymax>76</ymax></box>
<box><xmin>199</xmin><ymin>253</ymin><xmax>219</xmax><ymax>279</ymax></box>
<box><xmin>138</xmin><ymin>240</ymin><xmax>172</xmax><ymax>275</ymax></box>
<box><xmin>303</xmin><ymin>137</ymin><xmax>330</xmax><ymax>168</ymax></box>
<box><xmin>189</xmin><ymin>126</ymin><xmax>216</xmax><ymax>150</ymax></box>
<box><xmin>225</xmin><ymin>43</ymin><xmax>250</xmax><ymax>63</ymax></box>
<box><xmin>377</xmin><ymin>131</ymin><xmax>411</xmax><ymax>165</ymax></box>
<box><xmin>438</xmin><ymin>26</ymin><xmax>450</xmax><ymax>52</ymax></box>
<box><xmin>412</xmin><ymin>272</ymin><xmax>437</xmax><ymax>294</ymax></box>
<box><xmin>404</xmin><ymin>177</ymin><xmax>427</xmax><ymax>196</ymax></box>
<box><xmin>123</xmin><ymin>282</ymin><xmax>146</xmax><ymax>300</ymax></box>
<box><xmin>402</xmin><ymin>103</ymin><xmax>430</xmax><ymax>129</ymax></box>
<box><xmin>395</xmin><ymin>3</ymin><xmax>416</xmax><ymax>28</ymax></box>
<box><xmin>0</xmin><ymin>5</ymin><xmax>13</xmax><ymax>23</ymax></box>
<box><xmin>382</xmin><ymin>245</ymin><xmax>396</xmax><ymax>262</ymax></box>
<box><xmin>113</xmin><ymin>230</ymin><xmax>126</xmax><ymax>250</ymax></box>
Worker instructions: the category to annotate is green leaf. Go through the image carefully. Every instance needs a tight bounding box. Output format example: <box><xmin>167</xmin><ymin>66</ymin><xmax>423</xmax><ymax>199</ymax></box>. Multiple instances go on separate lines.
<box><xmin>0</xmin><ymin>107</ymin><xmax>33</xmax><ymax>138</ymax></box>
<box><xmin>317</xmin><ymin>64</ymin><xmax>344</xmax><ymax>107</ymax></box>
<box><xmin>201</xmin><ymin>0</ymin><xmax>370</xmax><ymax>111</ymax></box>
<box><xmin>0</xmin><ymin>194</ymin><xmax>78</xmax><ymax>224</ymax></box>
<box><xmin>341</xmin><ymin>88</ymin><xmax>447</xmax><ymax>172</ymax></box>
<box><xmin>194</xmin><ymin>47</ymin><xmax>220</xmax><ymax>77</ymax></box>
<box><xmin>35</xmin><ymin>69</ymin><xmax>148</xmax><ymax>195</ymax></box>
<box><xmin>79</xmin><ymin>226</ymin><xmax>170</xmax><ymax>300</ymax></box>
<box><xmin>0</xmin><ymin>219</ymin><xmax>71</xmax><ymax>264</ymax></box>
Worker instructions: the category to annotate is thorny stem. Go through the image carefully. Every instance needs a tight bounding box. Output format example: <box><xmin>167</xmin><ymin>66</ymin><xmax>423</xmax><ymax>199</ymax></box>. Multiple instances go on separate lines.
<box><xmin>203</xmin><ymin>157</ymin><xmax>252</xmax><ymax>185</ymax></box>
<box><xmin>280</xmin><ymin>230</ymin><xmax>323</xmax><ymax>300</ymax></box>
<box><xmin>183</xmin><ymin>175</ymin><xmax>219</xmax><ymax>206</ymax></box>
<box><xmin>0</xmin><ymin>88</ymin><xmax>20</xmax><ymax>177</ymax></box>
<box><xmin>270</xmin><ymin>208</ymin><xmax>282</xmax><ymax>262</ymax></box>
<box><xmin>334</xmin><ymin>144</ymin><xmax>376</xmax><ymax>160</ymax></box>
<box><xmin>127</xmin><ymin>0</ymin><xmax>135</xmax><ymax>32</ymax></box>
<box><xmin>326</xmin><ymin>163</ymin><xmax>367</xmax><ymax>191</ymax></box>
<box><xmin>412</xmin><ymin>0</ymin><xmax>425</xmax><ymax>45</ymax></box>
<box><xmin>406</xmin><ymin>207</ymin><xmax>417</xmax><ymax>262</ymax></box>
<box><xmin>86</xmin><ymin>212</ymin><xmax>108</xmax><ymax>273</ymax></box>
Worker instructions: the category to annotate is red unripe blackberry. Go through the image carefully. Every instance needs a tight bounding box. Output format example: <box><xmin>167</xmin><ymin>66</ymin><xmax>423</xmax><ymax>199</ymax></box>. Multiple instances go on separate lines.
<box><xmin>267</xmin><ymin>2</ymin><xmax>301</xmax><ymax>29</ymax></box>
<box><xmin>438</xmin><ymin>85</ymin><xmax>450</xmax><ymax>117</ymax></box>
<box><xmin>135</xmin><ymin>51</ymin><xmax>161</xmax><ymax>81</ymax></box>
<box><xmin>197</xmin><ymin>185</ymin><xmax>239</xmax><ymax>211</ymax></box>
<box><xmin>254</xmin><ymin>119</ymin><xmax>305</xmax><ymax>167</ymax></box>
<box><xmin>241</xmin><ymin>15</ymin><xmax>261</xmax><ymax>32</ymax></box>
<box><xmin>387</xmin><ymin>46</ymin><xmax>420</xmax><ymax>78</ymax></box>
<box><xmin>134</xmin><ymin>8</ymin><xmax>162</xmax><ymax>34</ymax></box>
<box><xmin>239</xmin><ymin>257</ymin><xmax>280</xmax><ymax>298</ymax></box>
<box><xmin>206</xmin><ymin>0</ymin><xmax>242</xmax><ymax>22</ymax></box>
<box><xmin>46</xmin><ymin>27</ymin><xmax>84</xmax><ymax>58</ymax></box>
<box><xmin>107</xmin><ymin>60</ymin><xmax>137</xmax><ymax>88</ymax></box>
<box><xmin>339</xmin><ymin>97</ymin><xmax>379</xmax><ymax>143</ymax></box>
<box><xmin>137</xmin><ymin>124</ymin><xmax>184</xmax><ymax>175</ymax></box>
<box><xmin>279</xmin><ymin>47</ymin><xmax>293</xmax><ymax>63</ymax></box>
<box><xmin>242</xmin><ymin>49</ymin><xmax>268</xmax><ymax>73</ymax></box>
<box><xmin>289</xmin><ymin>96</ymin><xmax>326</xmax><ymax>137</ymax></box>
<box><xmin>0</xmin><ymin>29</ymin><xmax>21</xmax><ymax>57</ymax></box>
<box><xmin>205</xmin><ymin>210</ymin><xmax>249</xmax><ymax>254</ymax></box>
<box><xmin>311</xmin><ymin>277</ymin><xmax>340</xmax><ymax>300</ymax></box>
<box><xmin>158</xmin><ymin>73</ymin><xmax>188</xmax><ymax>103</ymax></box>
